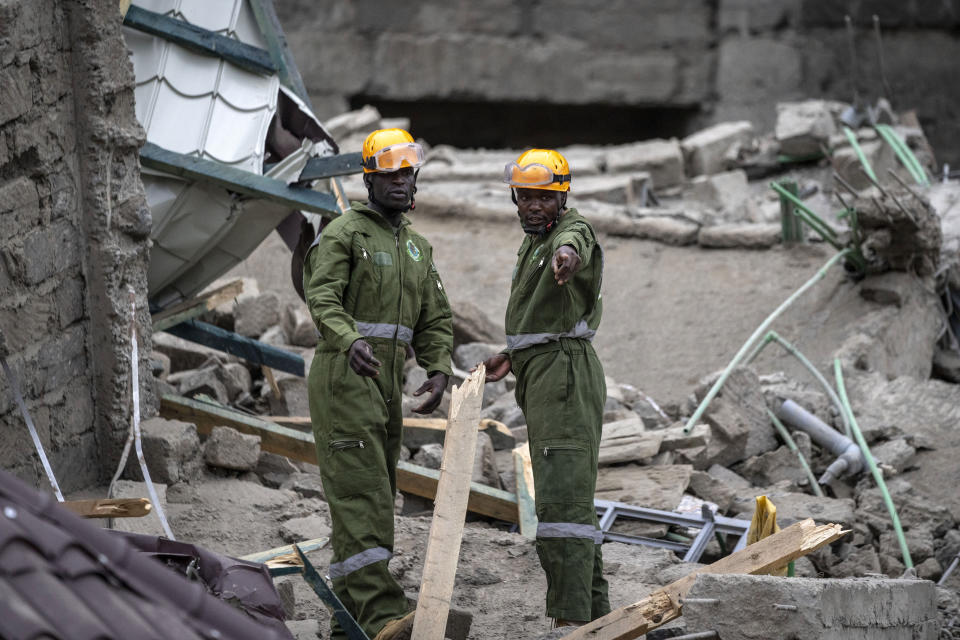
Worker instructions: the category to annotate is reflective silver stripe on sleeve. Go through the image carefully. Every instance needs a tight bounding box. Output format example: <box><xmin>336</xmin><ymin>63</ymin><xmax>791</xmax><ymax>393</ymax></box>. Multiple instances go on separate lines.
<box><xmin>505</xmin><ymin>319</ymin><xmax>596</xmax><ymax>351</ymax></box>
<box><xmin>328</xmin><ymin>546</ymin><xmax>392</xmax><ymax>579</ymax></box>
<box><xmin>536</xmin><ymin>522</ymin><xmax>604</xmax><ymax>544</ymax></box>
<box><xmin>356</xmin><ymin>322</ymin><xmax>414</xmax><ymax>343</ymax></box>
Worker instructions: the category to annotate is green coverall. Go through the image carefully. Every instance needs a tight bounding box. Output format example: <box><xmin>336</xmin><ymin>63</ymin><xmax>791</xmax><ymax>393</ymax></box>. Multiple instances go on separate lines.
<box><xmin>505</xmin><ymin>208</ymin><xmax>611</xmax><ymax>622</ymax></box>
<box><xmin>303</xmin><ymin>201</ymin><xmax>453</xmax><ymax>638</ymax></box>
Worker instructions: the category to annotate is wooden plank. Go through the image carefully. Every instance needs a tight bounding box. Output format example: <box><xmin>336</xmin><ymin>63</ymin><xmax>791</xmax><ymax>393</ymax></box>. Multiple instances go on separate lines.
<box><xmin>123</xmin><ymin>6</ymin><xmax>277</xmax><ymax>76</ymax></box>
<box><xmin>262</xmin><ymin>365</ymin><xmax>282</xmax><ymax>398</ymax></box>
<box><xmin>397</xmin><ymin>462</ymin><xmax>519</xmax><ymax>523</ymax></box>
<box><xmin>512</xmin><ymin>443</ymin><xmax>538</xmax><ymax>539</ymax></box>
<box><xmin>565</xmin><ymin>518</ymin><xmax>847</xmax><ymax>640</ymax></box>
<box><xmin>240</xmin><ymin>536</ymin><xmax>329</xmax><ymax>564</ymax></box>
<box><xmin>151</xmin><ymin>280</ymin><xmax>244</xmax><ymax>332</ymax></box>
<box><xmin>140</xmin><ymin>142</ymin><xmax>340</xmax><ymax>215</ymax></box>
<box><xmin>60</xmin><ymin>498</ymin><xmax>152</xmax><ymax>519</ymax></box>
<box><xmin>300</xmin><ymin>153</ymin><xmax>365</xmax><ymax>181</ymax></box>
<box><xmin>412</xmin><ymin>366</ymin><xmax>485</xmax><ymax>640</ymax></box>
<box><xmin>161</xmin><ymin>394</ymin><xmax>521</xmax><ymax>522</ymax></box>
<box><xmin>163</xmin><ymin>319</ymin><xmax>305</xmax><ymax>376</ymax></box>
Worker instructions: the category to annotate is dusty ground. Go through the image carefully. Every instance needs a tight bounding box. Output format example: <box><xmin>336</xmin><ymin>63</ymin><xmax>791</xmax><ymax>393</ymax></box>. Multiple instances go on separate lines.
<box><xmin>228</xmin><ymin>214</ymin><xmax>863</xmax><ymax>408</ymax></box>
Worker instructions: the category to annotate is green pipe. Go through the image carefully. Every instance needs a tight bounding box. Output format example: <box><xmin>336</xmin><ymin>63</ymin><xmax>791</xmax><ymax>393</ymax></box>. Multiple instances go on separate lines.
<box><xmin>833</xmin><ymin>359</ymin><xmax>913</xmax><ymax>569</ymax></box>
<box><xmin>767</xmin><ymin>408</ymin><xmax>825</xmax><ymax>498</ymax></box>
<box><xmin>792</xmin><ymin>209</ymin><xmax>844</xmax><ymax>250</ymax></box>
<box><xmin>843</xmin><ymin>126</ymin><xmax>878</xmax><ymax>184</ymax></box>
<box><xmin>747</xmin><ymin>330</ymin><xmax>852</xmax><ymax>439</ymax></box>
<box><xmin>682</xmin><ymin>249</ymin><xmax>851</xmax><ymax>435</ymax></box>
<box><xmin>876</xmin><ymin>124</ymin><xmax>929</xmax><ymax>186</ymax></box>
<box><xmin>770</xmin><ymin>182</ymin><xmax>839</xmax><ymax>240</ymax></box>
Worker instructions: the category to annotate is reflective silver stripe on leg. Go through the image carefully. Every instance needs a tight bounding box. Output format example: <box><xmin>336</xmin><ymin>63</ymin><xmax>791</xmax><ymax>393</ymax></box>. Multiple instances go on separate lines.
<box><xmin>328</xmin><ymin>546</ymin><xmax>392</xmax><ymax>579</ymax></box>
<box><xmin>506</xmin><ymin>319</ymin><xmax>596</xmax><ymax>351</ymax></box>
<box><xmin>356</xmin><ymin>322</ymin><xmax>414</xmax><ymax>343</ymax></box>
<box><xmin>536</xmin><ymin>522</ymin><xmax>604</xmax><ymax>544</ymax></box>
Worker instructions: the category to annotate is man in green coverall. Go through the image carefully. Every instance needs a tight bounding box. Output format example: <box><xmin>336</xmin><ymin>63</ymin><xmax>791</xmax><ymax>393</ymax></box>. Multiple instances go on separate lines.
<box><xmin>480</xmin><ymin>148</ymin><xmax>610</xmax><ymax>629</ymax></box>
<box><xmin>303</xmin><ymin>128</ymin><xmax>453</xmax><ymax>640</ymax></box>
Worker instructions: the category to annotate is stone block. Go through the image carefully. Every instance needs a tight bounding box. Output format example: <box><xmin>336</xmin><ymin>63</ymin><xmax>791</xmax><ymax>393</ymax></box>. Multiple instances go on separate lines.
<box><xmin>603</xmin><ymin>139</ymin><xmax>685</xmax><ymax>188</ymax></box>
<box><xmin>204</xmin><ymin>425</ymin><xmax>261</xmax><ymax>471</ymax></box>
<box><xmin>630</xmin><ymin>215</ymin><xmax>700</xmax><ymax>246</ymax></box>
<box><xmin>870</xmin><ymin>438</ymin><xmax>915</xmax><ymax>474</ymax></box>
<box><xmin>685</xmin><ymin>574</ymin><xmax>938</xmax><ymax>638</ymax></box>
<box><xmin>0</xmin><ymin>176</ymin><xmax>40</xmax><ymax>242</ymax></box>
<box><xmin>53</xmin><ymin>276</ymin><xmax>85</xmax><ymax>329</ymax></box>
<box><xmin>933</xmin><ymin>347</ymin><xmax>960</xmax><ymax>383</ymax></box>
<box><xmin>739</xmin><ymin>446</ymin><xmax>808</xmax><ymax>488</ymax></box>
<box><xmin>256</xmin><ymin>451</ymin><xmax>298</xmax><ymax>488</ymax></box>
<box><xmin>703</xmin><ymin>399</ymin><xmax>750</xmax><ymax>467</ymax></box>
<box><xmin>699</xmin><ymin>223</ymin><xmax>782</xmax><ymax>248</ymax></box>
<box><xmin>283</xmin><ymin>305</ymin><xmax>318</xmax><ymax>348</ymax></box>
<box><xmin>268</xmin><ymin>375</ymin><xmax>310</xmax><ymax>417</ymax></box>
<box><xmin>684</xmin><ymin>169</ymin><xmax>758</xmax><ymax>224</ymax></box>
<box><xmin>219</xmin><ymin>362</ymin><xmax>252</xmax><ymax>401</ymax></box>
<box><xmin>11</xmin><ymin>221</ymin><xmax>80</xmax><ymax>285</ymax></box>
<box><xmin>719</xmin><ymin>0</ymin><xmax>801</xmax><ymax>33</ymax></box>
<box><xmin>235</xmin><ymin>291</ymin><xmax>282</xmax><ymax>338</ymax></box>
<box><xmin>687</xmin><ymin>469</ymin><xmax>738</xmax><ymax>513</ymax></box>
<box><xmin>169</xmin><ymin>367</ymin><xmax>229</xmax><ymax>404</ymax></box>
<box><xmin>285</xmin><ymin>618</ymin><xmax>321</xmax><ymax>640</ymax></box>
<box><xmin>879</xmin><ymin>528</ymin><xmax>934</xmax><ymax>564</ymax></box>
<box><xmin>124</xmin><ymin>417</ymin><xmax>202</xmax><ymax>485</ymax></box>
<box><xmin>595</xmin><ymin>464</ymin><xmax>692</xmax><ymax>508</ymax></box>
<box><xmin>280</xmin><ymin>471</ymin><xmax>326</xmax><ymax>500</ymax></box>
<box><xmin>681</xmin><ymin>121</ymin><xmax>754</xmax><ymax>177</ymax></box>
<box><xmin>280</xmin><ymin>515</ymin><xmax>331</xmax><ymax>544</ymax></box>
<box><xmin>569</xmin><ymin>173</ymin><xmax>652</xmax><ymax>206</ymax></box>
<box><xmin>0</xmin><ymin>63</ymin><xmax>31</xmax><ymax>125</ymax></box>
<box><xmin>258</xmin><ymin>324</ymin><xmax>288</xmax><ymax>347</ymax></box>
<box><xmin>412</xmin><ymin>443</ymin><xmax>443</xmax><ymax>469</ymax></box>
<box><xmin>151</xmin><ymin>332</ymin><xmax>223</xmax><ymax>372</ymax></box>
<box><xmin>831</xmin><ymin>136</ymin><xmax>897</xmax><ymax>191</ymax></box>
<box><xmin>775</xmin><ymin>100</ymin><xmax>843</xmax><ymax>157</ymax></box>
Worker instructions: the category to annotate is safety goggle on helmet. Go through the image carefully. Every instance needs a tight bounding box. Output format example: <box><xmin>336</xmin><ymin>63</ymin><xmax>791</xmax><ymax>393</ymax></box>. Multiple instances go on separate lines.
<box><xmin>502</xmin><ymin>149</ymin><xmax>571</xmax><ymax>192</ymax></box>
<box><xmin>361</xmin><ymin>142</ymin><xmax>425</xmax><ymax>173</ymax></box>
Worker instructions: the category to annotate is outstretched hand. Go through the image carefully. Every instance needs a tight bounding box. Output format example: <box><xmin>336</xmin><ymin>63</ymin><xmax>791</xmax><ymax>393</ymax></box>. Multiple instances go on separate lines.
<box><xmin>552</xmin><ymin>245</ymin><xmax>581</xmax><ymax>285</ymax></box>
<box><xmin>348</xmin><ymin>339</ymin><xmax>381</xmax><ymax>377</ymax></box>
<box><xmin>476</xmin><ymin>353</ymin><xmax>511</xmax><ymax>382</ymax></box>
<box><xmin>412</xmin><ymin>372</ymin><xmax>448</xmax><ymax>414</ymax></box>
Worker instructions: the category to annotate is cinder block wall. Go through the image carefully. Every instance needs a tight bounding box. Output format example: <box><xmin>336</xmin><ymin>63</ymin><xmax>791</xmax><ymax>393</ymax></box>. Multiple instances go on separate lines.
<box><xmin>277</xmin><ymin>0</ymin><xmax>960</xmax><ymax>164</ymax></box>
<box><xmin>0</xmin><ymin>0</ymin><xmax>154</xmax><ymax>492</ymax></box>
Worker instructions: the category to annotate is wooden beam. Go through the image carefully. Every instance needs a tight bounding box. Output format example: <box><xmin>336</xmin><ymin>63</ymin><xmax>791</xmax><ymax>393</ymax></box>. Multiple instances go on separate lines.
<box><xmin>565</xmin><ymin>518</ymin><xmax>847</xmax><ymax>640</ymax></box>
<box><xmin>397</xmin><ymin>461</ymin><xmax>519</xmax><ymax>523</ymax></box>
<box><xmin>161</xmin><ymin>394</ymin><xmax>522</xmax><ymax>522</ymax></box>
<box><xmin>412</xmin><ymin>366</ymin><xmax>485</xmax><ymax>640</ymax></box>
<box><xmin>160</xmin><ymin>394</ymin><xmax>317</xmax><ymax>463</ymax></box>
<box><xmin>300</xmin><ymin>153</ymin><xmax>365</xmax><ymax>181</ymax></box>
<box><xmin>123</xmin><ymin>5</ymin><xmax>277</xmax><ymax>76</ymax></box>
<box><xmin>151</xmin><ymin>279</ymin><xmax>244</xmax><ymax>332</ymax></box>
<box><xmin>140</xmin><ymin>142</ymin><xmax>341</xmax><ymax>215</ymax></box>
<box><xmin>247</xmin><ymin>0</ymin><xmax>312</xmax><ymax>107</ymax></box>
<box><xmin>60</xmin><ymin>498</ymin><xmax>152</xmax><ymax>519</ymax></box>
<box><xmin>163</xmin><ymin>319</ymin><xmax>305</xmax><ymax>376</ymax></box>
<box><xmin>513</xmin><ymin>443</ymin><xmax>537</xmax><ymax>539</ymax></box>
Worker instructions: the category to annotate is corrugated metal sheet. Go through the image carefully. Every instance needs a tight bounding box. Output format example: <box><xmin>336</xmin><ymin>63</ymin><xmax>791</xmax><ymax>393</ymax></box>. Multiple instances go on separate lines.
<box><xmin>125</xmin><ymin>0</ymin><xmax>335</xmax><ymax>308</ymax></box>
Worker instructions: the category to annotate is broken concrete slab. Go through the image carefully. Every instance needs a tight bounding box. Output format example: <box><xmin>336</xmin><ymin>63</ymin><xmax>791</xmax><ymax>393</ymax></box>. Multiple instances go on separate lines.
<box><xmin>602</xmin><ymin>138</ymin><xmax>685</xmax><ymax>188</ymax></box>
<box><xmin>832</xmin><ymin>134</ymin><xmax>897</xmax><ymax>191</ymax></box>
<box><xmin>255</xmin><ymin>451</ymin><xmax>298</xmax><ymax>489</ymax></box>
<box><xmin>698</xmin><ymin>223</ymin><xmax>781</xmax><ymax>248</ymax></box>
<box><xmin>124</xmin><ymin>417</ymin><xmax>202</xmax><ymax>486</ymax></box>
<box><xmin>775</xmin><ymin>99</ymin><xmax>843</xmax><ymax>156</ymax></box>
<box><xmin>684</xmin><ymin>169</ymin><xmax>759</xmax><ymax>225</ymax></box>
<box><xmin>683</xmin><ymin>574</ymin><xmax>938</xmax><ymax>639</ymax></box>
<box><xmin>280</xmin><ymin>472</ymin><xmax>325</xmax><ymax>500</ymax></box>
<box><xmin>687</xmin><ymin>469</ymin><xmax>737</xmax><ymax>513</ymax></box>
<box><xmin>282</xmin><ymin>305</ymin><xmax>318</xmax><ymax>348</ymax></box>
<box><xmin>204</xmin><ymin>425</ymin><xmax>261</xmax><ymax>471</ymax></box>
<box><xmin>235</xmin><ymin>291</ymin><xmax>282</xmax><ymax>338</ymax></box>
<box><xmin>870</xmin><ymin>437</ymin><xmax>916</xmax><ymax>474</ymax></box>
<box><xmin>681</xmin><ymin>121</ymin><xmax>754</xmax><ymax>177</ymax></box>
<box><xmin>279</xmin><ymin>515</ymin><xmax>331</xmax><ymax>544</ymax></box>
<box><xmin>170</xmin><ymin>366</ymin><xmax>230</xmax><ymax>404</ymax></box>
<box><xmin>739</xmin><ymin>445</ymin><xmax>809</xmax><ymax>488</ymax></box>
<box><xmin>152</xmin><ymin>332</ymin><xmax>225</xmax><ymax>373</ymax></box>
<box><xmin>450</xmin><ymin>299</ymin><xmax>503</xmax><ymax>348</ymax></box>
<box><xmin>599</xmin><ymin>431</ymin><xmax>663</xmax><ymax>466</ymax></box>
<box><xmin>453</xmin><ymin>342</ymin><xmax>504</xmax><ymax>371</ymax></box>
<box><xmin>219</xmin><ymin>362</ymin><xmax>252</xmax><ymax>401</ymax></box>
<box><xmin>569</xmin><ymin>173</ymin><xmax>652</xmax><ymax>205</ymax></box>
<box><xmin>629</xmin><ymin>215</ymin><xmax>700</xmax><ymax>246</ymax></box>
<box><xmin>412</xmin><ymin>442</ymin><xmax>443</xmax><ymax>469</ymax></box>
<box><xmin>594</xmin><ymin>463</ymin><xmax>692</xmax><ymax>508</ymax></box>
<box><xmin>472</xmin><ymin>431</ymin><xmax>501</xmax><ymax>489</ymax></box>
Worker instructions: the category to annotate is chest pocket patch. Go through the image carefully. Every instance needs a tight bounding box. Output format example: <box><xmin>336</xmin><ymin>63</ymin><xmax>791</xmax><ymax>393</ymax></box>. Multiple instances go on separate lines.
<box><xmin>373</xmin><ymin>251</ymin><xmax>393</xmax><ymax>266</ymax></box>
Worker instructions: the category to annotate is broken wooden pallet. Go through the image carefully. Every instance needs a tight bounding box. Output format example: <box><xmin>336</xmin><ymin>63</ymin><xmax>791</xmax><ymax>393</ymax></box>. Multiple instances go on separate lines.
<box><xmin>565</xmin><ymin>518</ymin><xmax>847</xmax><ymax>639</ymax></box>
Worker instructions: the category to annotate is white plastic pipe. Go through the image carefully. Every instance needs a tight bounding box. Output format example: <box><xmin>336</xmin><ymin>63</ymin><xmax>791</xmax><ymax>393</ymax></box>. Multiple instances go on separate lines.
<box><xmin>776</xmin><ymin>399</ymin><xmax>864</xmax><ymax>484</ymax></box>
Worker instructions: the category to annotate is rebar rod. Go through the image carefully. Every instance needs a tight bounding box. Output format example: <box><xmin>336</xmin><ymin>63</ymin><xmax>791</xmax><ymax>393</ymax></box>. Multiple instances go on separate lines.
<box><xmin>834</xmin><ymin>359</ymin><xmax>912</xmax><ymax>568</ymax></box>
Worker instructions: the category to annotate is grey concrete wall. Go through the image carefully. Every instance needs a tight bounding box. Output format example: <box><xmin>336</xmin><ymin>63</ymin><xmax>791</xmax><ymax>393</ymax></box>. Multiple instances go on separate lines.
<box><xmin>0</xmin><ymin>0</ymin><xmax>154</xmax><ymax>492</ymax></box>
<box><xmin>276</xmin><ymin>0</ymin><xmax>960</xmax><ymax>164</ymax></box>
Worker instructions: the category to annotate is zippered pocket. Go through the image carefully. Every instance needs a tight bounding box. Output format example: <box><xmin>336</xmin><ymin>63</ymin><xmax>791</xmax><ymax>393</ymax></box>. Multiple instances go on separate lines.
<box><xmin>541</xmin><ymin>442</ymin><xmax>585</xmax><ymax>457</ymax></box>
<box><xmin>330</xmin><ymin>439</ymin><xmax>365</xmax><ymax>451</ymax></box>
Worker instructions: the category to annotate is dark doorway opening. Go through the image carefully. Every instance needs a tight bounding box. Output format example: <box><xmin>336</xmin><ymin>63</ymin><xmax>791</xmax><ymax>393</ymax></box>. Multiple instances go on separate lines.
<box><xmin>349</xmin><ymin>96</ymin><xmax>702</xmax><ymax>149</ymax></box>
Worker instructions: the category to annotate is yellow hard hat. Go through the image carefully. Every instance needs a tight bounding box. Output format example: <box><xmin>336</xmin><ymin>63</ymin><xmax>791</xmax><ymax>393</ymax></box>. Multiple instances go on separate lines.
<box><xmin>361</xmin><ymin>128</ymin><xmax>425</xmax><ymax>174</ymax></box>
<box><xmin>503</xmin><ymin>148</ymin><xmax>571</xmax><ymax>192</ymax></box>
